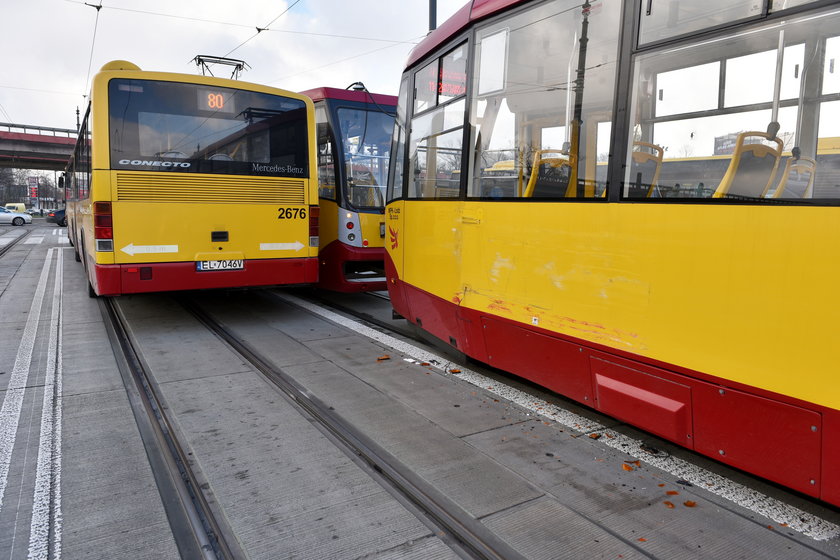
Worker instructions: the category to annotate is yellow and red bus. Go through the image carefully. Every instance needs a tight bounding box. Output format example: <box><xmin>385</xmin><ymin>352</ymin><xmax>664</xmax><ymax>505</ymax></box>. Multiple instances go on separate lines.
<box><xmin>386</xmin><ymin>0</ymin><xmax>840</xmax><ymax>505</ymax></box>
<box><xmin>302</xmin><ymin>86</ymin><xmax>396</xmax><ymax>292</ymax></box>
<box><xmin>64</xmin><ymin>60</ymin><xmax>319</xmax><ymax>296</ymax></box>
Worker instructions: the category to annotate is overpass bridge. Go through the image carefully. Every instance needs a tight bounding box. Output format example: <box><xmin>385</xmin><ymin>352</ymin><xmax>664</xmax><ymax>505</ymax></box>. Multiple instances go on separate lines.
<box><xmin>0</xmin><ymin>122</ymin><xmax>77</xmax><ymax>171</ymax></box>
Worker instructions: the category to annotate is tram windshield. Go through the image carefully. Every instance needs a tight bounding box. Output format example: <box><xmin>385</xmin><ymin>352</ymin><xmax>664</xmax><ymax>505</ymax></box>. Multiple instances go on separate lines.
<box><xmin>108</xmin><ymin>79</ymin><xmax>309</xmax><ymax>178</ymax></box>
<box><xmin>335</xmin><ymin>107</ymin><xmax>393</xmax><ymax>209</ymax></box>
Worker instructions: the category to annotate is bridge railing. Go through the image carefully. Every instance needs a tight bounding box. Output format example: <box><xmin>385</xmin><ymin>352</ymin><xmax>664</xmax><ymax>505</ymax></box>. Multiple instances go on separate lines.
<box><xmin>0</xmin><ymin>122</ymin><xmax>77</xmax><ymax>138</ymax></box>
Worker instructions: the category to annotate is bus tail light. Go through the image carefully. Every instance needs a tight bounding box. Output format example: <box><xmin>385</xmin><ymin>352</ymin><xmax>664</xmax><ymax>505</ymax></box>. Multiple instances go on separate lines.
<box><xmin>94</xmin><ymin>201</ymin><xmax>114</xmax><ymax>252</ymax></box>
<box><xmin>308</xmin><ymin>205</ymin><xmax>319</xmax><ymax>247</ymax></box>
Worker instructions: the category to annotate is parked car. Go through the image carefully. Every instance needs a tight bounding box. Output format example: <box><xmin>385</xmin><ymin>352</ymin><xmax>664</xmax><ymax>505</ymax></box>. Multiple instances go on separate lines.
<box><xmin>0</xmin><ymin>207</ymin><xmax>33</xmax><ymax>226</ymax></box>
<box><xmin>46</xmin><ymin>208</ymin><xmax>67</xmax><ymax>226</ymax></box>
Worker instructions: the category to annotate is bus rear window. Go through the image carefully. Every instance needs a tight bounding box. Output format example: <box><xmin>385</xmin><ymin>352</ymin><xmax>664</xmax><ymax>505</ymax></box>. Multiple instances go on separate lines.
<box><xmin>108</xmin><ymin>78</ymin><xmax>308</xmax><ymax>177</ymax></box>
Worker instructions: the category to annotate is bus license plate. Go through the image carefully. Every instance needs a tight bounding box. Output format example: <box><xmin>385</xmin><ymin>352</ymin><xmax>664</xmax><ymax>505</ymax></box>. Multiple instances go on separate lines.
<box><xmin>196</xmin><ymin>259</ymin><xmax>244</xmax><ymax>271</ymax></box>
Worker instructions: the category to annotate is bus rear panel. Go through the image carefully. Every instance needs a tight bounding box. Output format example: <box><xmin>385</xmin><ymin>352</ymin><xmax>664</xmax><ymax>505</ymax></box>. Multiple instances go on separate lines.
<box><xmin>66</xmin><ymin>63</ymin><xmax>319</xmax><ymax>296</ymax></box>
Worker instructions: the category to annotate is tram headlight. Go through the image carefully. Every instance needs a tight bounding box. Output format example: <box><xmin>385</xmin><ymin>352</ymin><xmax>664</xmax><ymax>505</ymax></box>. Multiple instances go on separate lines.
<box><xmin>347</xmin><ymin>233</ymin><xmax>356</xmax><ymax>241</ymax></box>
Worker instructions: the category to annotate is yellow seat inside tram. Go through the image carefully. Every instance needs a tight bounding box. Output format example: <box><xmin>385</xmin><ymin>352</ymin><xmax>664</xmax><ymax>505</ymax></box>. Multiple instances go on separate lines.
<box><xmin>712</xmin><ymin>125</ymin><xmax>784</xmax><ymax>199</ymax></box>
<box><xmin>628</xmin><ymin>142</ymin><xmax>664</xmax><ymax>197</ymax></box>
<box><xmin>773</xmin><ymin>155</ymin><xmax>816</xmax><ymax>199</ymax></box>
<box><xmin>524</xmin><ymin>149</ymin><xmax>574</xmax><ymax>198</ymax></box>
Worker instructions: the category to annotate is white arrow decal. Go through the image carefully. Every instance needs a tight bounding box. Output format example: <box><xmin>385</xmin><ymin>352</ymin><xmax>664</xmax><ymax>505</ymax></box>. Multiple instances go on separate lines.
<box><xmin>121</xmin><ymin>243</ymin><xmax>179</xmax><ymax>256</ymax></box>
<box><xmin>260</xmin><ymin>241</ymin><xmax>305</xmax><ymax>251</ymax></box>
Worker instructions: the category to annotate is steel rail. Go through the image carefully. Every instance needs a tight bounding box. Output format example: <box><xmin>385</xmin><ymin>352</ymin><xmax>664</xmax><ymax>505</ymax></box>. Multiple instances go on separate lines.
<box><xmin>99</xmin><ymin>297</ymin><xmax>238</xmax><ymax>560</ymax></box>
<box><xmin>179</xmin><ymin>295</ymin><xmax>526</xmax><ymax>560</ymax></box>
<box><xmin>0</xmin><ymin>229</ymin><xmax>32</xmax><ymax>258</ymax></box>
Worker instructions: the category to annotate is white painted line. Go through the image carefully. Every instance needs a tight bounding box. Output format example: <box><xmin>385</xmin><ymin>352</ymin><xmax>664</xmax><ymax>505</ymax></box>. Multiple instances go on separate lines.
<box><xmin>28</xmin><ymin>248</ymin><xmax>64</xmax><ymax>559</ymax></box>
<box><xmin>260</xmin><ymin>241</ymin><xmax>304</xmax><ymax>251</ymax></box>
<box><xmin>277</xmin><ymin>292</ymin><xmax>840</xmax><ymax>541</ymax></box>
<box><xmin>120</xmin><ymin>243</ymin><xmax>178</xmax><ymax>256</ymax></box>
<box><xmin>0</xmin><ymin>250</ymin><xmax>53</xmax><ymax>513</ymax></box>
<box><xmin>24</xmin><ymin>237</ymin><xmax>44</xmax><ymax>245</ymax></box>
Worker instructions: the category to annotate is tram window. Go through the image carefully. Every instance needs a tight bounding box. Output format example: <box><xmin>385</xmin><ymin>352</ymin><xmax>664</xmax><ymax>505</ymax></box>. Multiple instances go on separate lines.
<box><xmin>389</xmin><ymin>77</ymin><xmax>409</xmax><ymax>201</ymax></box>
<box><xmin>316</xmin><ymin>109</ymin><xmax>337</xmax><ymax>201</ymax></box>
<box><xmin>413</xmin><ymin>43</ymin><xmax>468</xmax><ymax>116</ymax></box>
<box><xmin>407</xmin><ymin>100</ymin><xmax>465</xmax><ymax>199</ymax></box>
<box><xmin>439</xmin><ymin>46</ymin><xmax>468</xmax><ymax>104</ymax></box>
<box><xmin>639</xmin><ymin>1</ymin><xmax>762</xmax><ymax>45</ymax></box>
<box><xmin>478</xmin><ymin>29</ymin><xmax>507</xmax><ymax>95</ymax></box>
<box><xmin>823</xmin><ymin>36</ymin><xmax>840</xmax><ymax>95</ymax></box>
<box><xmin>467</xmin><ymin>0</ymin><xmax>621</xmax><ymax>199</ymax></box>
<box><xmin>336</xmin><ymin>107</ymin><xmax>392</xmax><ymax>209</ymax></box>
<box><xmin>406</xmin><ymin>44</ymin><xmax>468</xmax><ymax>199</ymax></box>
<box><xmin>769</xmin><ymin>0</ymin><xmax>822</xmax><ymax>11</ymax></box>
<box><xmin>725</xmin><ymin>45</ymin><xmax>804</xmax><ymax>107</ymax></box>
<box><xmin>656</xmin><ymin>62</ymin><xmax>719</xmax><ymax>117</ymax></box>
<box><xmin>626</xmin><ymin>8</ymin><xmax>840</xmax><ymax>202</ymax></box>
<box><xmin>414</xmin><ymin>61</ymin><xmax>438</xmax><ymax>114</ymax></box>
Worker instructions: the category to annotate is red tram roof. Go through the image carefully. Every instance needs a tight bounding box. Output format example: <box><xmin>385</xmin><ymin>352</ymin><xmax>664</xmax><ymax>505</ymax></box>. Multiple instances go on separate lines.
<box><xmin>406</xmin><ymin>0</ymin><xmax>528</xmax><ymax>69</ymax></box>
<box><xmin>300</xmin><ymin>87</ymin><xmax>397</xmax><ymax>107</ymax></box>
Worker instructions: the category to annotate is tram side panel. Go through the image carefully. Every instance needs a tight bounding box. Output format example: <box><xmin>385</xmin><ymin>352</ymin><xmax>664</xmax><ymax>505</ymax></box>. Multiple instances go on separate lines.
<box><xmin>386</xmin><ymin>200</ymin><xmax>840</xmax><ymax>503</ymax></box>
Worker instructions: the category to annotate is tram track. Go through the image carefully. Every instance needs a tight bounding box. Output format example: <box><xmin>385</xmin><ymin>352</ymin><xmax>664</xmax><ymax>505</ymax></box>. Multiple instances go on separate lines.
<box><xmin>94</xmin><ymin>287</ymin><xmax>840</xmax><ymax>558</ymax></box>
<box><xmin>0</xmin><ymin>228</ymin><xmax>32</xmax><ymax>258</ymax></box>
<box><xmin>99</xmin><ymin>297</ymin><xmax>239</xmax><ymax>560</ymax></box>
<box><xmin>178</xmin><ymin>293</ymin><xmax>525</xmax><ymax>560</ymax></box>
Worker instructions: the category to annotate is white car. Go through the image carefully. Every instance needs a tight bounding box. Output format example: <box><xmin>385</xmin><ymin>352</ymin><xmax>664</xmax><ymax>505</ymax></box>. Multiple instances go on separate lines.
<box><xmin>0</xmin><ymin>207</ymin><xmax>33</xmax><ymax>226</ymax></box>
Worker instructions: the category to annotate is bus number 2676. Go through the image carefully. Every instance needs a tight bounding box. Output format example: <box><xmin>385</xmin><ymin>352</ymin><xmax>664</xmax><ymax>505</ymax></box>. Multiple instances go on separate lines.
<box><xmin>277</xmin><ymin>207</ymin><xmax>307</xmax><ymax>219</ymax></box>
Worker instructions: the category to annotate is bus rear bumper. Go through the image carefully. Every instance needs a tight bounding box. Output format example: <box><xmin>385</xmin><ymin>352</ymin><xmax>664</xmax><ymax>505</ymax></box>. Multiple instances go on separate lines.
<box><xmin>92</xmin><ymin>257</ymin><xmax>318</xmax><ymax>296</ymax></box>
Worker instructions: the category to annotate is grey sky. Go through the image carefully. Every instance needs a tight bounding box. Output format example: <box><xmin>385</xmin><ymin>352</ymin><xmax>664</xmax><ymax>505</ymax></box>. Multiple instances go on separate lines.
<box><xmin>1</xmin><ymin>0</ymin><xmax>465</xmax><ymax>130</ymax></box>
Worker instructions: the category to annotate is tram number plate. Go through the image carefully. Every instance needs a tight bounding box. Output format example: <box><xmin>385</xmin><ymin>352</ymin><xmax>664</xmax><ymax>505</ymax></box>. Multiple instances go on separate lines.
<box><xmin>196</xmin><ymin>259</ymin><xmax>244</xmax><ymax>271</ymax></box>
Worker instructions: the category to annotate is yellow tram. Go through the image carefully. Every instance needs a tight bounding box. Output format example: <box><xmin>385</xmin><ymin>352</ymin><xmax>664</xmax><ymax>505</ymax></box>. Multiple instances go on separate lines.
<box><xmin>385</xmin><ymin>0</ymin><xmax>840</xmax><ymax>505</ymax></box>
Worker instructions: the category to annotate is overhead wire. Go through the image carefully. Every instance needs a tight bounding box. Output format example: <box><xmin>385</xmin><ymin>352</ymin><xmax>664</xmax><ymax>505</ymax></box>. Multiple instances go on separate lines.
<box><xmin>223</xmin><ymin>0</ymin><xmax>303</xmax><ymax>58</ymax></box>
<box><xmin>267</xmin><ymin>37</ymin><xmax>424</xmax><ymax>85</ymax></box>
<box><xmin>82</xmin><ymin>2</ymin><xmax>103</xmax><ymax>98</ymax></box>
<box><xmin>62</xmin><ymin>0</ymin><xmax>410</xmax><ymax>45</ymax></box>
<box><xmin>0</xmin><ymin>102</ymin><xmax>12</xmax><ymax>122</ymax></box>
<box><xmin>0</xmin><ymin>85</ymin><xmax>78</xmax><ymax>96</ymax></box>
<box><xmin>63</xmin><ymin>0</ymin><xmax>253</xmax><ymax>29</ymax></box>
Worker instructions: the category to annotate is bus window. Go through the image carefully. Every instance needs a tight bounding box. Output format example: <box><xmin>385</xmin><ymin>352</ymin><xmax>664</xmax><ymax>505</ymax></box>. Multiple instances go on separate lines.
<box><xmin>467</xmin><ymin>0</ymin><xmax>621</xmax><ymax>199</ymax></box>
<box><xmin>639</xmin><ymin>1</ymin><xmax>762</xmax><ymax>45</ymax></box>
<box><xmin>109</xmin><ymin>79</ymin><xmax>309</xmax><ymax>178</ymax></box>
<box><xmin>626</xmin><ymin>10</ymin><xmax>840</xmax><ymax>201</ymax></box>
